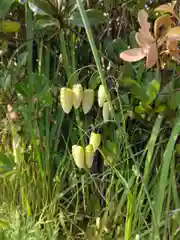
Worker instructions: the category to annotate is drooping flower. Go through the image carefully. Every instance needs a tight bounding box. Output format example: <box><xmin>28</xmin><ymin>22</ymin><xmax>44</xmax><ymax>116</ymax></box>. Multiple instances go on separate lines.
<box><xmin>72</xmin><ymin>84</ymin><xmax>83</xmax><ymax>109</ymax></box>
<box><xmin>82</xmin><ymin>89</ymin><xmax>94</xmax><ymax>114</ymax></box>
<box><xmin>60</xmin><ymin>87</ymin><xmax>74</xmax><ymax>114</ymax></box>
<box><xmin>102</xmin><ymin>102</ymin><xmax>110</xmax><ymax>122</ymax></box>
<box><xmin>72</xmin><ymin>145</ymin><xmax>85</xmax><ymax>169</ymax></box>
<box><xmin>85</xmin><ymin>144</ymin><xmax>94</xmax><ymax>168</ymax></box>
<box><xmin>120</xmin><ymin>9</ymin><xmax>158</xmax><ymax>69</ymax></box>
<box><xmin>89</xmin><ymin>132</ymin><xmax>101</xmax><ymax>152</ymax></box>
<box><xmin>98</xmin><ymin>84</ymin><xmax>106</xmax><ymax>108</ymax></box>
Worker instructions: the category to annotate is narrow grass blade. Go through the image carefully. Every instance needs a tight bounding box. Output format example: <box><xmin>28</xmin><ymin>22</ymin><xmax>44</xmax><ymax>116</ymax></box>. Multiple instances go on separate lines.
<box><xmin>153</xmin><ymin>112</ymin><xmax>180</xmax><ymax>235</ymax></box>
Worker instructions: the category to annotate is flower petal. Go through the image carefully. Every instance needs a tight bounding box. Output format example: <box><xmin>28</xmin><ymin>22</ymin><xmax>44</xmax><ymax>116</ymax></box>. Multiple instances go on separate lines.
<box><xmin>60</xmin><ymin>87</ymin><xmax>74</xmax><ymax>114</ymax></box>
<box><xmin>89</xmin><ymin>132</ymin><xmax>101</xmax><ymax>152</ymax></box>
<box><xmin>72</xmin><ymin>84</ymin><xmax>83</xmax><ymax>109</ymax></box>
<box><xmin>138</xmin><ymin>28</ymin><xmax>155</xmax><ymax>43</ymax></box>
<box><xmin>85</xmin><ymin>144</ymin><xmax>94</xmax><ymax>168</ymax></box>
<box><xmin>138</xmin><ymin>9</ymin><xmax>150</xmax><ymax>32</ymax></box>
<box><xmin>98</xmin><ymin>84</ymin><xmax>106</xmax><ymax>108</ymax></box>
<box><xmin>72</xmin><ymin>145</ymin><xmax>85</xmax><ymax>169</ymax></box>
<box><xmin>120</xmin><ymin>48</ymin><xmax>146</xmax><ymax>62</ymax></box>
<box><xmin>136</xmin><ymin>32</ymin><xmax>154</xmax><ymax>47</ymax></box>
<box><xmin>146</xmin><ymin>43</ymin><xmax>158</xmax><ymax>69</ymax></box>
<box><xmin>82</xmin><ymin>89</ymin><xmax>94</xmax><ymax>114</ymax></box>
<box><xmin>102</xmin><ymin>102</ymin><xmax>110</xmax><ymax>122</ymax></box>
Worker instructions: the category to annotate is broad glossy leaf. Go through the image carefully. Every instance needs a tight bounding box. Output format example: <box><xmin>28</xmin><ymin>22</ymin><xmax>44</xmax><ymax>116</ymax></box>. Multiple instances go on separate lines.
<box><xmin>69</xmin><ymin>9</ymin><xmax>106</xmax><ymax>26</ymax></box>
<box><xmin>120</xmin><ymin>48</ymin><xmax>146</xmax><ymax>62</ymax></box>
<box><xmin>0</xmin><ymin>20</ymin><xmax>21</xmax><ymax>33</ymax></box>
<box><xmin>0</xmin><ymin>0</ymin><xmax>15</xmax><ymax>18</ymax></box>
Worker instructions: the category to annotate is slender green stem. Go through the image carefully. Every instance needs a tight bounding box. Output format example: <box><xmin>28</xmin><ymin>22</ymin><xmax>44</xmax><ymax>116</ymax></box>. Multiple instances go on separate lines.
<box><xmin>76</xmin><ymin>0</ymin><xmax>122</xmax><ymax>131</ymax></box>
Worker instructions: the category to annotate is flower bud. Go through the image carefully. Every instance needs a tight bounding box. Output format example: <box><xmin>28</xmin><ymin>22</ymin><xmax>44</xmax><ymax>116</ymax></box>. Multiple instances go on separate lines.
<box><xmin>82</xmin><ymin>89</ymin><xmax>94</xmax><ymax>114</ymax></box>
<box><xmin>89</xmin><ymin>132</ymin><xmax>101</xmax><ymax>152</ymax></box>
<box><xmin>85</xmin><ymin>144</ymin><xmax>94</xmax><ymax>168</ymax></box>
<box><xmin>60</xmin><ymin>87</ymin><xmax>74</xmax><ymax>114</ymax></box>
<box><xmin>72</xmin><ymin>145</ymin><xmax>85</xmax><ymax>169</ymax></box>
<box><xmin>72</xmin><ymin>84</ymin><xmax>83</xmax><ymax>109</ymax></box>
<box><xmin>103</xmin><ymin>102</ymin><xmax>110</xmax><ymax>122</ymax></box>
<box><xmin>98</xmin><ymin>84</ymin><xmax>106</xmax><ymax>107</ymax></box>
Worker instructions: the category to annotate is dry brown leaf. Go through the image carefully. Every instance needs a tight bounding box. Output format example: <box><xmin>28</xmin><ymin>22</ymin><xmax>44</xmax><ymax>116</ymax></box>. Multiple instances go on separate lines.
<box><xmin>155</xmin><ymin>1</ymin><xmax>176</xmax><ymax>14</ymax></box>
<box><xmin>154</xmin><ymin>15</ymin><xmax>173</xmax><ymax>38</ymax></box>
<box><xmin>166</xmin><ymin>26</ymin><xmax>180</xmax><ymax>40</ymax></box>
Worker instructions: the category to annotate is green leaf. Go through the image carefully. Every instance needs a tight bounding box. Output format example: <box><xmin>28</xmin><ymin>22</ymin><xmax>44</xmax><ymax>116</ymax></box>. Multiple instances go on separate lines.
<box><xmin>105</xmin><ymin>140</ymin><xmax>116</xmax><ymax>155</ymax></box>
<box><xmin>88</xmin><ymin>72</ymin><xmax>100</xmax><ymax>89</ymax></box>
<box><xmin>146</xmin><ymin>79</ymin><xmax>160</xmax><ymax>104</ymax></box>
<box><xmin>36</xmin><ymin>19</ymin><xmax>60</xmax><ymax>30</ymax></box>
<box><xmin>0</xmin><ymin>0</ymin><xmax>15</xmax><ymax>18</ymax></box>
<box><xmin>0</xmin><ymin>20</ymin><xmax>21</xmax><ymax>33</ymax></box>
<box><xmin>0</xmin><ymin>152</ymin><xmax>15</xmax><ymax>177</ymax></box>
<box><xmin>30</xmin><ymin>0</ymin><xmax>57</xmax><ymax>17</ymax></box>
<box><xmin>122</xmin><ymin>78</ymin><xmax>149</xmax><ymax>102</ymax></box>
<box><xmin>28</xmin><ymin>1</ymin><xmax>48</xmax><ymax>15</ymax></box>
<box><xmin>0</xmin><ymin>219</ymin><xmax>10</xmax><ymax>229</ymax></box>
<box><xmin>168</xmin><ymin>92</ymin><xmax>180</xmax><ymax>110</ymax></box>
<box><xmin>17</xmin><ymin>52</ymin><xmax>28</xmax><ymax>69</ymax></box>
<box><xmin>69</xmin><ymin>9</ymin><xmax>106</xmax><ymax>26</ymax></box>
<box><xmin>135</xmin><ymin>105</ymin><xmax>147</xmax><ymax>114</ymax></box>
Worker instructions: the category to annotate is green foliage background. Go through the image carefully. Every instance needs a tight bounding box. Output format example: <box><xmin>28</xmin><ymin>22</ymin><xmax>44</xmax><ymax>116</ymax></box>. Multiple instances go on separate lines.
<box><xmin>0</xmin><ymin>0</ymin><xmax>180</xmax><ymax>239</ymax></box>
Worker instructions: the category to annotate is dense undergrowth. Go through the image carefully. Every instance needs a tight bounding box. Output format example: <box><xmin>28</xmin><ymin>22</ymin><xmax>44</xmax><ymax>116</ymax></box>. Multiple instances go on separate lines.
<box><xmin>0</xmin><ymin>0</ymin><xmax>180</xmax><ymax>239</ymax></box>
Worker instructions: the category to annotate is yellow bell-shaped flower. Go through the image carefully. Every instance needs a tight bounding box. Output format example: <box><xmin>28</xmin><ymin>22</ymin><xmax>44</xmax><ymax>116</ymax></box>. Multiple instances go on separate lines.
<box><xmin>82</xmin><ymin>89</ymin><xmax>94</xmax><ymax>114</ymax></box>
<box><xmin>72</xmin><ymin>84</ymin><xmax>83</xmax><ymax>109</ymax></box>
<box><xmin>85</xmin><ymin>144</ymin><xmax>94</xmax><ymax>168</ymax></box>
<box><xmin>103</xmin><ymin>102</ymin><xmax>110</xmax><ymax>122</ymax></box>
<box><xmin>72</xmin><ymin>145</ymin><xmax>85</xmax><ymax>169</ymax></box>
<box><xmin>60</xmin><ymin>87</ymin><xmax>74</xmax><ymax>114</ymax></box>
<box><xmin>89</xmin><ymin>132</ymin><xmax>101</xmax><ymax>152</ymax></box>
<box><xmin>98</xmin><ymin>84</ymin><xmax>106</xmax><ymax>108</ymax></box>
